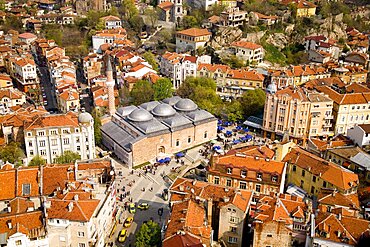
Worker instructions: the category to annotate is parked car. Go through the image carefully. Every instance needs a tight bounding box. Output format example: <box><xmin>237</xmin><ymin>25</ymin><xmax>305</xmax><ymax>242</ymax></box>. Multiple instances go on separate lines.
<box><xmin>118</xmin><ymin>229</ymin><xmax>127</xmax><ymax>243</ymax></box>
<box><xmin>123</xmin><ymin>217</ymin><xmax>133</xmax><ymax>228</ymax></box>
<box><xmin>129</xmin><ymin>203</ymin><xmax>136</xmax><ymax>214</ymax></box>
<box><xmin>137</xmin><ymin>203</ymin><xmax>149</xmax><ymax>210</ymax></box>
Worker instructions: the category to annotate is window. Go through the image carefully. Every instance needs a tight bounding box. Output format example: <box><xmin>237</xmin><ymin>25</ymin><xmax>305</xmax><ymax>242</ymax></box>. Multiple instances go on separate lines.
<box><xmin>300</xmin><ymin>180</ymin><xmax>304</xmax><ymax>187</ymax></box>
<box><xmin>22</xmin><ymin>184</ymin><xmax>31</xmax><ymax>196</ymax></box>
<box><xmin>323</xmin><ymin>181</ymin><xmax>327</xmax><ymax>188</ymax></box>
<box><xmin>15</xmin><ymin>240</ymin><xmax>22</xmax><ymax>246</ymax></box>
<box><xmin>230</xmin><ymin>226</ymin><xmax>237</xmax><ymax>233</ymax></box>
<box><xmin>204</xmin><ymin>131</ymin><xmax>208</xmax><ymax>138</ymax></box>
<box><xmin>229</xmin><ymin>216</ymin><xmax>239</xmax><ymax>223</ymax></box>
<box><xmin>293</xmin><ymin>165</ymin><xmax>296</xmax><ymax>172</ymax></box>
<box><xmin>78</xmin><ymin>244</ymin><xmax>86</xmax><ymax>247</ymax></box>
<box><xmin>52</xmin><ymin>150</ymin><xmax>57</xmax><ymax>155</ymax></box>
<box><xmin>39</xmin><ymin>140</ymin><xmax>46</xmax><ymax>147</ymax></box>
<box><xmin>38</xmin><ymin>131</ymin><xmax>45</xmax><ymax>136</ymax></box>
<box><xmin>301</xmin><ymin>170</ymin><xmax>305</xmax><ymax>177</ymax></box>
<box><xmin>27</xmin><ymin>132</ymin><xmax>32</xmax><ymax>137</ymax></box>
<box><xmin>30</xmin><ymin>150</ymin><xmax>34</xmax><ymax>156</ymax></box>
<box><xmin>76</xmin><ymin>137</ymin><xmax>80</xmax><ymax>143</ymax></box>
<box><xmin>187</xmin><ymin>136</ymin><xmax>191</xmax><ymax>143</ymax></box>
<box><xmin>50</xmin><ymin>130</ymin><xmax>57</xmax><ymax>135</ymax></box>
<box><xmin>256</xmin><ymin>184</ymin><xmax>261</xmax><ymax>192</ymax></box>
<box><xmin>40</xmin><ymin>150</ymin><xmax>46</xmax><ymax>156</ymax></box>
<box><xmin>312</xmin><ymin>176</ymin><xmax>316</xmax><ymax>182</ymax></box>
<box><xmin>272</xmin><ymin>176</ymin><xmax>278</xmax><ymax>182</ymax></box>
<box><xmin>241</xmin><ymin>170</ymin><xmax>247</xmax><ymax>177</ymax></box>
<box><xmin>228</xmin><ymin>236</ymin><xmax>237</xmax><ymax>243</ymax></box>
<box><xmin>63</xmin><ymin>129</ymin><xmax>69</xmax><ymax>134</ymax></box>
<box><xmin>63</xmin><ymin>138</ymin><xmax>70</xmax><ymax>145</ymax></box>
<box><xmin>257</xmin><ymin>173</ymin><xmax>262</xmax><ymax>180</ymax></box>
<box><xmin>77</xmin><ymin>146</ymin><xmax>81</xmax><ymax>151</ymax></box>
<box><xmin>267</xmin><ymin>234</ymin><xmax>273</xmax><ymax>237</ymax></box>
<box><xmin>214</xmin><ymin>177</ymin><xmax>219</xmax><ymax>185</ymax></box>
<box><xmin>227</xmin><ymin>168</ymin><xmax>232</xmax><ymax>174</ymax></box>
<box><xmin>311</xmin><ymin>186</ymin><xmax>315</xmax><ymax>194</ymax></box>
<box><xmin>51</xmin><ymin>139</ymin><xmax>57</xmax><ymax>146</ymax></box>
<box><xmin>175</xmin><ymin>139</ymin><xmax>180</xmax><ymax>146</ymax></box>
<box><xmin>78</xmin><ymin>232</ymin><xmax>85</xmax><ymax>237</ymax></box>
<box><xmin>239</xmin><ymin>182</ymin><xmax>246</xmax><ymax>189</ymax></box>
<box><xmin>226</xmin><ymin>179</ymin><xmax>232</xmax><ymax>187</ymax></box>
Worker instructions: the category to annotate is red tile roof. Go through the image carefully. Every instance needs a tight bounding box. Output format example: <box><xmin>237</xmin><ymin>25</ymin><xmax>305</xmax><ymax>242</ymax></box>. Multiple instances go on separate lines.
<box><xmin>158</xmin><ymin>1</ymin><xmax>174</xmax><ymax>10</ymax></box>
<box><xmin>231</xmin><ymin>40</ymin><xmax>262</xmax><ymax>50</ymax></box>
<box><xmin>177</xmin><ymin>28</ymin><xmax>211</xmax><ymax>37</ymax></box>
<box><xmin>163</xmin><ymin>232</ymin><xmax>203</xmax><ymax>247</ymax></box>
<box><xmin>24</xmin><ymin>112</ymin><xmax>79</xmax><ymax>130</ymax></box>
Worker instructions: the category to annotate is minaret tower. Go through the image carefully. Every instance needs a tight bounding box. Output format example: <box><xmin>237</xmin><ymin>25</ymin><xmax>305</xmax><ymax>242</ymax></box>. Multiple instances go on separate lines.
<box><xmin>106</xmin><ymin>58</ymin><xmax>116</xmax><ymax>116</ymax></box>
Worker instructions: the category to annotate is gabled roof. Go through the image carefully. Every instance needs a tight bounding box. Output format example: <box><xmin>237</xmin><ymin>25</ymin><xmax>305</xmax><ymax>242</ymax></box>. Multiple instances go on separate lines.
<box><xmin>177</xmin><ymin>28</ymin><xmax>211</xmax><ymax>37</ymax></box>
<box><xmin>163</xmin><ymin>232</ymin><xmax>203</xmax><ymax>247</ymax></box>
<box><xmin>158</xmin><ymin>1</ymin><xmax>174</xmax><ymax>10</ymax></box>
<box><xmin>231</xmin><ymin>40</ymin><xmax>262</xmax><ymax>50</ymax></box>
<box><xmin>24</xmin><ymin>112</ymin><xmax>79</xmax><ymax>130</ymax></box>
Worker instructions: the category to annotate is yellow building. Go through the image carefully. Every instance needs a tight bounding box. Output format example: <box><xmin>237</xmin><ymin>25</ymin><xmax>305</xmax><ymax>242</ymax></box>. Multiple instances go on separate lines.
<box><xmin>0</xmin><ymin>73</ymin><xmax>13</xmax><ymax>89</ymax></box>
<box><xmin>283</xmin><ymin>147</ymin><xmax>359</xmax><ymax>196</ymax></box>
<box><xmin>296</xmin><ymin>0</ymin><xmax>316</xmax><ymax>18</ymax></box>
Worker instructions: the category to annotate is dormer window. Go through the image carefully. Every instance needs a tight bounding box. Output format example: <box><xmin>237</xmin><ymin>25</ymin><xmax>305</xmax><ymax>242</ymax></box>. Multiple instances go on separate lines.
<box><xmin>241</xmin><ymin>170</ymin><xmax>247</xmax><ymax>177</ymax></box>
<box><xmin>272</xmin><ymin>176</ymin><xmax>278</xmax><ymax>182</ymax></box>
<box><xmin>257</xmin><ymin>173</ymin><xmax>262</xmax><ymax>180</ymax></box>
<box><xmin>227</xmin><ymin>168</ymin><xmax>232</xmax><ymax>174</ymax></box>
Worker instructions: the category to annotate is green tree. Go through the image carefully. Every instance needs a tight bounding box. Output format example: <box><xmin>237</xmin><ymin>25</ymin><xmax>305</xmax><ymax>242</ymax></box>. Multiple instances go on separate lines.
<box><xmin>44</xmin><ymin>24</ymin><xmax>63</xmax><ymax>45</ymax></box>
<box><xmin>28</xmin><ymin>155</ymin><xmax>46</xmax><ymax>166</ymax></box>
<box><xmin>221</xmin><ymin>55</ymin><xmax>244</xmax><ymax>68</ymax></box>
<box><xmin>223</xmin><ymin>101</ymin><xmax>243</xmax><ymax>122</ymax></box>
<box><xmin>240</xmin><ymin>89</ymin><xmax>266</xmax><ymax>117</ymax></box>
<box><xmin>153</xmin><ymin>78</ymin><xmax>174</xmax><ymax>101</ymax></box>
<box><xmin>177</xmin><ymin>77</ymin><xmax>221</xmax><ymax>114</ymax></box>
<box><xmin>142</xmin><ymin>51</ymin><xmax>158</xmax><ymax>71</ymax></box>
<box><xmin>119</xmin><ymin>0</ymin><xmax>138</xmax><ymax>20</ymax></box>
<box><xmin>92</xmin><ymin>109</ymin><xmax>102</xmax><ymax>146</ymax></box>
<box><xmin>135</xmin><ymin>220</ymin><xmax>161</xmax><ymax>247</ymax></box>
<box><xmin>182</xmin><ymin>16</ymin><xmax>199</xmax><ymax>29</ymax></box>
<box><xmin>3</xmin><ymin>15</ymin><xmax>23</xmax><ymax>32</ymax></box>
<box><xmin>0</xmin><ymin>0</ymin><xmax>5</xmax><ymax>11</ymax></box>
<box><xmin>86</xmin><ymin>10</ymin><xmax>106</xmax><ymax>29</ymax></box>
<box><xmin>145</xmin><ymin>7</ymin><xmax>159</xmax><ymax>28</ymax></box>
<box><xmin>130</xmin><ymin>80</ymin><xmax>154</xmax><ymax>105</ymax></box>
<box><xmin>129</xmin><ymin>15</ymin><xmax>144</xmax><ymax>33</ymax></box>
<box><xmin>55</xmin><ymin>151</ymin><xmax>80</xmax><ymax>164</ymax></box>
<box><xmin>0</xmin><ymin>142</ymin><xmax>23</xmax><ymax>164</ymax></box>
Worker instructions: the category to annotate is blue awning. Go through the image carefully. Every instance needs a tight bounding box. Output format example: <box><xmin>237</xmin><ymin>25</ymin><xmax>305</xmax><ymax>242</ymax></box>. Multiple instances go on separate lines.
<box><xmin>233</xmin><ymin>140</ymin><xmax>241</xmax><ymax>144</ymax></box>
<box><xmin>164</xmin><ymin>157</ymin><xmax>171</xmax><ymax>162</ymax></box>
<box><xmin>213</xmin><ymin>146</ymin><xmax>221</xmax><ymax>150</ymax></box>
<box><xmin>218</xmin><ymin>120</ymin><xmax>222</xmax><ymax>124</ymax></box>
<box><xmin>158</xmin><ymin>159</ymin><xmax>165</xmax><ymax>163</ymax></box>
<box><xmin>245</xmin><ymin>134</ymin><xmax>253</xmax><ymax>140</ymax></box>
<box><xmin>226</xmin><ymin>131</ymin><xmax>232</xmax><ymax>135</ymax></box>
<box><xmin>217</xmin><ymin>126</ymin><xmax>225</xmax><ymax>131</ymax></box>
<box><xmin>176</xmin><ymin>152</ymin><xmax>185</xmax><ymax>157</ymax></box>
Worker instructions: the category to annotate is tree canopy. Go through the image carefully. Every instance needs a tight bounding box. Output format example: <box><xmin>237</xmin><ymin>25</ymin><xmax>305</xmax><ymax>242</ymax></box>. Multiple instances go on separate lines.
<box><xmin>153</xmin><ymin>78</ymin><xmax>174</xmax><ymax>101</ymax></box>
<box><xmin>135</xmin><ymin>220</ymin><xmax>161</xmax><ymax>247</ymax></box>
<box><xmin>240</xmin><ymin>89</ymin><xmax>266</xmax><ymax>117</ymax></box>
<box><xmin>142</xmin><ymin>51</ymin><xmax>158</xmax><ymax>71</ymax></box>
<box><xmin>54</xmin><ymin>151</ymin><xmax>80</xmax><ymax>164</ymax></box>
<box><xmin>130</xmin><ymin>80</ymin><xmax>155</xmax><ymax>105</ymax></box>
<box><xmin>29</xmin><ymin>155</ymin><xmax>46</xmax><ymax>166</ymax></box>
<box><xmin>92</xmin><ymin>109</ymin><xmax>102</xmax><ymax>146</ymax></box>
<box><xmin>0</xmin><ymin>142</ymin><xmax>23</xmax><ymax>164</ymax></box>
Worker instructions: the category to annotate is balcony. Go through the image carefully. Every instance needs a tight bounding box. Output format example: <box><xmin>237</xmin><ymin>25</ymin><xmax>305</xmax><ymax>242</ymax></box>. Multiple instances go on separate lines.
<box><xmin>324</xmin><ymin>115</ymin><xmax>334</xmax><ymax>120</ymax></box>
<box><xmin>322</xmin><ymin>122</ymin><xmax>332</xmax><ymax>128</ymax></box>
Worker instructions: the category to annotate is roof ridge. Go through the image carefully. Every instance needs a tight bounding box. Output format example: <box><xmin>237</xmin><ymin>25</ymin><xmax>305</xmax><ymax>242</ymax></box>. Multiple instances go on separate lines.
<box><xmin>75</xmin><ymin>201</ymin><xmax>88</xmax><ymax>221</ymax></box>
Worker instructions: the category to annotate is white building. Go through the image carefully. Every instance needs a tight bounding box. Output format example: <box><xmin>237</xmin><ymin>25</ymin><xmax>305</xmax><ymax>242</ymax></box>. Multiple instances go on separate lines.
<box><xmin>231</xmin><ymin>40</ymin><xmax>264</xmax><ymax>64</ymax></box>
<box><xmin>0</xmin><ymin>88</ymin><xmax>27</xmax><ymax>114</ymax></box>
<box><xmin>24</xmin><ymin>112</ymin><xmax>95</xmax><ymax>164</ymax></box>
<box><xmin>161</xmin><ymin>52</ymin><xmax>204</xmax><ymax>88</ymax></box>
<box><xmin>13</xmin><ymin>58</ymin><xmax>39</xmax><ymax>89</ymax></box>
<box><xmin>347</xmin><ymin>124</ymin><xmax>370</xmax><ymax>147</ymax></box>
<box><xmin>100</xmin><ymin>15</ymin><xmax>122</xmax><ymax>29</ymax></box>
<box><xmin>92</xmin><ymin>28</ymin><xmax>127</xmax><ymax>52</ymax></box>
<box><xmin>220</xmin><ymin>7</ymin><xmax>248</xmax><ymax>27</ymax></box>
<box><xmin>176</xmin><ymin>28</ymin><xmax>211</xmax><ymax>53</ymax></box>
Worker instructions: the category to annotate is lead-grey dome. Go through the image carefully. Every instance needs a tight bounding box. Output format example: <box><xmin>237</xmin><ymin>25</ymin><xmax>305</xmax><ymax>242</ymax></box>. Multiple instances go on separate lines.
<box><xmin>78</xmin><ymin>112</ymin><xmax>93</xmax><ymax>124</ymax></box>
<box><xmin>127</xmin><ymin>108</ymin><xmax>153</xmax><ymax>122</ymax></box>
<box><xmin>174</xmin><ymin>99</ymin><xmax>197</xmax><ymax>112</ymax></box>
<box><xmin>266</xmin><ymin>81</ymin><xmax>277</xmax><ymax>94</ymax></box>
<box><xmin>152</xmin><ymin>103</ymin><xmax>176</xmax><ymax>117</ymax></box>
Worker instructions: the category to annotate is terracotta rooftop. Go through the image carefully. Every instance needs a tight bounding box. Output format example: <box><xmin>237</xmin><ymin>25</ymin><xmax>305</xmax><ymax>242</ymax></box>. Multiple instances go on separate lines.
<box><xmin>158</xmin><ymin>1</ymin><xmax>174</xmax><ymax>10</ymax></box>
<box><xmin>24</xmin><ymin>112</ymin><xmax>79</xmax><ymax>130</ymax></box>
<box><xmin>318</xmin><ymin>190</ymin><xmax>360</xmax><ymax>210</ymax></box>
<box><xmin>0</xmin><ymin>88</ymin><xmax>24</xmax><ymax>100</ymax></box>
<box><xmin>283</xmin><ymin>147</ymin><xmax>359</xmax><ymax>191</ymax></box>
<box><xmin>163</xmin><ymin>232</ymin><xmax>203</xmax><ymax>247</ymax></box>
<box><xmin>231</xmin><ymin>40</ymin><xmax>262</xmax><ymax>50</ymax></box>
<box><xmin>177</xmin><ymin>28</ymin><xmax>211</xmax><ymax>37</ymax></box>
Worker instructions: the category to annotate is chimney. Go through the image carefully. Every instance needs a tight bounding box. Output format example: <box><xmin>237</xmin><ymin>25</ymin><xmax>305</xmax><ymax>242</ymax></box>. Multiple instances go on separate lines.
<box><xmin>7</xmin><ymin>220</ymin><xmax>12</xmax><ymax>229</ymax></box>
<box><xmin>223</xmin><ymin>196</ymin><xmax>230</xmax><ymax>202</ymax></box>
<box><xmin>68</xmin><ymin>202</ymin><xmax>73</xmax><ymax>212</ymax></box>
<box><xmin>338</xmin><ymin>213</ymin><xmax>342</xmax><ymax>221</ymax></box>
<box><xmin>255</xmin><ymin>156</ymin><xmax>260</xmax><ymax>160</ymax></box>
<box><xmin>207</xmin><ymin>199</ymin><xmax>213</xmax><ymax>227</ymax></box>
<box><xmin>337</xmin><ymin>230</ymin><xmax>341</xmax><ymax>237</ymax></box>
<box><xmin>74</xmin><ymin>194</ymin><xmax>79</xmax><ymax>201</ymax></box>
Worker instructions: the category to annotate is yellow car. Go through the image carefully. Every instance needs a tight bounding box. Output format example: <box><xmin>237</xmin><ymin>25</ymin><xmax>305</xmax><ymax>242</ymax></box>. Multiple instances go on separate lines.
<box><xmin>118</xmin><ymin>229</ymin><xmax>127</xmax><ymax>243</ymax></box>
<box><xmin>124</xmin><ymin>217</ymin><xmax>134</xmax><ymax>228</ymax></box>
<box><xmin>129</xmin><ymin>203</ymin><xmax>136</xmax><ymax>214</ymax></box>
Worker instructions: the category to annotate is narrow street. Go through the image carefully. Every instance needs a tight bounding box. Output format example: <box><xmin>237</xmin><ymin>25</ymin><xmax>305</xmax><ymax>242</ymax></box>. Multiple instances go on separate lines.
<box><xmin>38</xmin><ymin>66</ymin><xmax>58</xmax><ymax>112</ymax></box>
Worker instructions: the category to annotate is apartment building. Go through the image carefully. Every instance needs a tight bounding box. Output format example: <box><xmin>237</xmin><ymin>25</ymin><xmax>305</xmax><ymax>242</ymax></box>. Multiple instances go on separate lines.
<box><xmin>0</xmin><ymin>88</ymin><xmax>27</xmax><ymax>114</ymax></box>
<box><xmin>253</xmin><ymin>193</ymin><xmax>311</xmax><ymax>247</ymax></box>
<box><xmin>158</xmin><ymin>0</ymin><xmax>186</xmax><ymax>24</ymax></box>
<box><xmin>283</xmin><ymin>147</ymin><xmax>359</xmax><ymax>196</ymax></box>
<box><xmin>176</xmin><ymin>28</ymin><xmax>211</xmax><ymax>53</ymax></box>
<box><xmin>83</xmin><ymin>53</ymin><xmax>103</xmax><ymax>84</ymax></box>
<box><xmin>12</xmin><ymin>58</ymin><xmax>39</xmax><ymax>93</ymax></box>
<box><xmin>92</xmin><ymin>28</ymin><xmax>127</xmax><ymax>52</ymax></box>
<box><xmin>316</xmin><ymin>85</ymin><xmax>370</xmax><ymax>135</ymax></box>
<box><xmin>231</xmin><ymin>41</ymin><xmax>264</xmax><ymax>64</ymax></box>
<box><xmin>24</xmin><ymin>112</ymin><xmax>95</xmax><ymax>164</ymax></box>
<box><xmin>57</xmin><ymin>87</ymin><xmax>80</xmax><ymax>113</ymax></box>
<box><xmin>207</xmin><ymin>146</ymin><xmax>286</xmax><ymax>198</ymax></box>
<box><xmin>262</xmin><ymin>86</ymin><xmax>334</xmax><ymax>142</ymax></box>
<box><xmin>160</xmin><ymin>52</ymin><xmax>199</xmax><ymax>89</ymax></box>
<box><xmin>167</xmin><ymin>178</ymin><xmax>253</xmax><ymax>247</ymax></box>
<box><xmin>0</xmin><ymin>159</ymin><xmax>115</xmax><ymax>247</ymax></box>
<box><xmin>220</xmin><ymin>7</ymin><xmax>248</xmax><ymax>27</ymax></box>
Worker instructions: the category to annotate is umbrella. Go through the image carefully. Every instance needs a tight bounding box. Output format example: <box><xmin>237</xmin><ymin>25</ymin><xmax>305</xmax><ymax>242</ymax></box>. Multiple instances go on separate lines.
<box><xmin>217</xmin><ymin>126</ymin><xmax>225</xmax><ymax>131</ymax></box>
<box><xmin>218</xmin><ymin>120</ymin><xmax>222</xmax><ymax>125</ymax></box>
<box><xmin>240</xmin><ymin>137</ymin><xmax>247</xmax><ymax>141</ymax></box>
<box><xmin>164</xmin><ymin>157</ymin><xmax>171</xmax><ymax>162</ymax></box>
<box><xmin>158</xmin><ymin>159</ymin><xmax>165</xmax><ymax>163</ymax></box>
<box><xmin>213</xmin><ymin>146</ymin><xmax>221</xmax><ymax>150</ymax></box>
<box><xmin>244</xmin><ymin>127</ymin><xmax>249</xmax><ymax>132</ymax></box>
<box><xmin>176</xmin><ymin>152</ymin><xmax>185</xmax><ymax>157</ymax></box>
<box><xmin>236</xmin><ymin>126</ymin><xmax>242</xmax><ymax>130</ymax></box>
<box><xmin>226</xmin><ymin>131</ymin><xmax>232</xmax><ymax>136</ymax></box>
<box><xmin>245</xmin><ymin>134</ymin><xmax>253</xmax><ymax>140</ymax></box>
<box><xmin>233</xmin><ymin>140</ymin><xmax>241</xmax><ymax>144</ymax></box>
